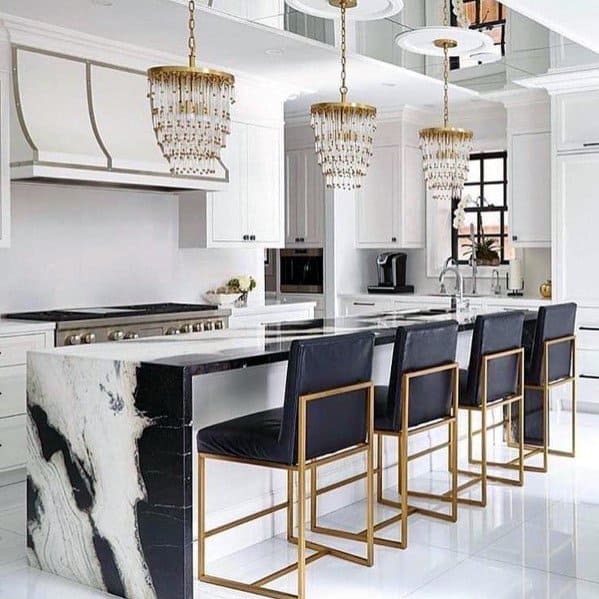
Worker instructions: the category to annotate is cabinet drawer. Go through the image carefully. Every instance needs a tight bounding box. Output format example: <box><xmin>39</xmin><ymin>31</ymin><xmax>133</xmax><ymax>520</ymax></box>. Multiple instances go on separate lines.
<box><xmin>578</xmin><ymin>326</ymin><xmax>599</xmax><ymax>350</ymax></box>
<box><xmin>556</xmin><ymin>91</ymin><xmax>599</xmax><ymax>151</ymax></box>
<box><xmin>0</xmin><ymin>334</ymin><xmax>46</xmax><ymax>367</ymax></box>
<box><xmin>0</xmin><ymin>415</ymin><xmax>26</xmax><ymax>471</ymax></box>
<box><xmin>0</xmin><ymin>375</ymin><xmax>26</xmax><ymax>419</ymax></box>
<box><xmin>578</xmin><ymin>375</ymin><xmax>599</xmax><ymax>405</ymax></box>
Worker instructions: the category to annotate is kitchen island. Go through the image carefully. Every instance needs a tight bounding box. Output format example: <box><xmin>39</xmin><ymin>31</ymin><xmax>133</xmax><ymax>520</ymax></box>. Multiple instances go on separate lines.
<box><xmin>25</xmin><ymin>311</ymin><xmax>536</xmax><ymax>599</ymax></box>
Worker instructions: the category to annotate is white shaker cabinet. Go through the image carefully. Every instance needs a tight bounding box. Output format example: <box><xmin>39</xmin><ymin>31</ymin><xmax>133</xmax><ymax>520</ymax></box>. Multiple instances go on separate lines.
<box><xmin>285</xmin><ymin>148</ymin><xmax>325</xmax><ymax>247</ymax></box>
<box><xmin>355</xmin><ymin>142</ymin><xmax>425</xmax><ymax>249</ymax></box>
<box><xmin>555</xmin><ymin>91</ymin><xmax>599</xmax><ymax>153</ymax></box>
<box><xmin>179</xmin><ymin>121</ymin><xmax>284</xmax><ymax>249</ymax></box>
<box><xmin>509</xmin><ymin>131</ymin><xmax>551</xmax><ymax>247</ymax></box>
<box><xmin>0</xmin><ymin>67</ymin><xmax>10</xmax><ymax>247</ymax></box>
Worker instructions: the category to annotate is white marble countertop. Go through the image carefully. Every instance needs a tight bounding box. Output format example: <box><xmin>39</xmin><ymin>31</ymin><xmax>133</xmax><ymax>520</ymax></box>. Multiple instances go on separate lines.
<box><xmin>0</xmin><ymin>319</ymin><xmax>55</xmax><ymax>336</ymax></box>
<box><xmin>229</xmin><ymin>301</ymin><xmax>316</xmax><ymax>316</ymax></box>
<box><xmin>339</xmin><ymin>293</ymin><xmax>551</xmax><ymax>307</ymax></box>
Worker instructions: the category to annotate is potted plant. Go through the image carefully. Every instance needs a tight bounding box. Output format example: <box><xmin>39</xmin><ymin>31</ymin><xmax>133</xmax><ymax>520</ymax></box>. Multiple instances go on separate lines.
<box><xmin>464</xmin><ymin>236</ymin><xmax>501</xmax><ymax>266</ymax></box>
<box><xmin>227</xmin><ymin>275</ymin><xmax>257</xmax><ymax>307</ymax></box>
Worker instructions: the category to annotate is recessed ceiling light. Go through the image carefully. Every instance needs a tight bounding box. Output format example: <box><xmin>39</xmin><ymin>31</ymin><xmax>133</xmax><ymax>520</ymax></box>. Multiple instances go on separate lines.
<box><xmin>382</xmin><ymin>82</ymin><xmax>397</xmax><ymax>87</ymax></box>
<box><xmin>265</xmin><ymin>48</ymin><xmax>284</xmax><ymax>56</ymax></box>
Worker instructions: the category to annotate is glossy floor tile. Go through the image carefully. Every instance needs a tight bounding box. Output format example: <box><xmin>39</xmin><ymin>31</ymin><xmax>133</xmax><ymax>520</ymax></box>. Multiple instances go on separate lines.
<box><xmin>1</xmin><ymin>411</ymin><xmax>598</xmax><ymax>598</ymax></box>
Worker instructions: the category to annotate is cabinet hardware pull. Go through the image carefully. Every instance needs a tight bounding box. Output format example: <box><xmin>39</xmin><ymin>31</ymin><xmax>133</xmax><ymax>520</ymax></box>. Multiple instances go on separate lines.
<box><xmin>242</xmin><ymin>234</ymin><xmax>249</xmax><ymax>241</ymax></box>
<box><xmin>250</xmin><ymin>235</ymin><xmax>256</xmax><ymax>241</ymax></box>
<box><xmin>579</xmin><ymin>327</ymin><xmax>599</xmax><ymax>332</ymax></box>
<box><xmin>583</xmin><ymin>142</ymin><xmax>599</xmax><ymax>147</ymax></box>
<box><xmin>512</xmin><ymin>235</ymin><xmax>518</xmax><ymax>241</ymax></box>
<box><xmin>580</xmin><ymin>374</ymin><xmax>599</xmax><ymax>380</ymax></box>
<box><xmin>391</xmin><ymin>237</ymin><xmax>397</xmax><ymax>242</ymax></box>
<box><xmin>353</xmin><ymin>302</ymin><xmax>375</xmax><ymax>306</ymax></box>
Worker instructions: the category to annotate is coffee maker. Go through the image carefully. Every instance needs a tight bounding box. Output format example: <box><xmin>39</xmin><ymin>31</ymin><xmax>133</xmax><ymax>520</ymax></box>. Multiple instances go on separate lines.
<box><xmin>368</xmin><ymin>252</ymin><xmax>414</xmax><ymax>294</ymax></box>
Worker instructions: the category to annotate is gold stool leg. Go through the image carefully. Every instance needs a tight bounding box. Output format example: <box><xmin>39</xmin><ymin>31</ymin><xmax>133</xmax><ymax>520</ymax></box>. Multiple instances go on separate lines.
<box><xmin>198</xmin><ymin>454</ymin><xmax>206</xmax><ymax>579</ymax></box>
<box><xmin>376</xmin><ymin>434</ymin><xmax>383</xmax><ymax>504</ymax></box>
<box><xmin>287</xmin><ymin>469</ymin><xmax>294</xmax><ymax>541</ymax></box>
<box><xmin>480</xmin><ymin>401</ymin><xmax>488</xmax><ymax>508</ymax></box>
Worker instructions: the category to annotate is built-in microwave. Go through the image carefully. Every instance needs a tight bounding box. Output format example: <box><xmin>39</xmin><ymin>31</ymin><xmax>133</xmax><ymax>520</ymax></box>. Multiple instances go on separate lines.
<box><xmin>280</xmin><ymin>249</ymin><xmax>324</xmax><ymax>294</ymax></box>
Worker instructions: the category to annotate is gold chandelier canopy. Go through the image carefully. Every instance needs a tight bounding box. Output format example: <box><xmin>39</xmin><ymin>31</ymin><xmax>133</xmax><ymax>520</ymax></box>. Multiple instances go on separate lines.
<box><xmin>147</xmin><ymin>1</ymin><xmax>235</xmax><ymax>176</ymax></box>
<box><xmin>310</xmin><ymin>0</ymin><xmax>377</xmax><ymax>190</ymax></box>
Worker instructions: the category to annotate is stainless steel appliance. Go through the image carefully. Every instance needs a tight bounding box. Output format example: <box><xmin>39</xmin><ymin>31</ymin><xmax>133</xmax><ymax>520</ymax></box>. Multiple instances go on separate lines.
<box><xmin>5</xmin><ymin>303</ymin><xmax>230</xmax><ymax>347</ymax></box>
<box><xmin>368</xmin><ymin>252</ymin><xmax>414</xmax><ymax>294</ymax></box>
<box><xmin>280</xmin><ymin>248</ymin><xmax>324</xmax><ymax>293</ymax></box>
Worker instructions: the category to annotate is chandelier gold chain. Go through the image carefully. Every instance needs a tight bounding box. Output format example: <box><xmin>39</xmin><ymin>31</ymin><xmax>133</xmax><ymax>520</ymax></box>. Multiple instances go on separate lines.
<box><xmin>339</xmin><ymin>0</ymin><xmax>348</xmax><ymax>101</ymax></box>
<box><xmin>443</xmin><ymin>44</ymin><xmax>449</xmax><ymax>128</ymax></box>
<box><xmin>188</xmin><ymin>0</ymin><xmax>196</xmax><ymax>68</ymax></box>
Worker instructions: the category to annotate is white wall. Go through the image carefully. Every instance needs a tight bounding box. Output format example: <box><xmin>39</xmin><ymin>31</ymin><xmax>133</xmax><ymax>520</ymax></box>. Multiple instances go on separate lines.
<box><xmin>0</xmin><ymin>183</ymin><xmax>265</xmax><ymax>313</ymax></box>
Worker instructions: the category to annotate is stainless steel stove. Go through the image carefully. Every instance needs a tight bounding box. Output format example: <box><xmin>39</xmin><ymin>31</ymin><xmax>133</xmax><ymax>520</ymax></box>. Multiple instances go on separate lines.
<box><xmin>5</xmin><ymin>303</ymin><xmax>230</xmax><ymax>346</ymax></box>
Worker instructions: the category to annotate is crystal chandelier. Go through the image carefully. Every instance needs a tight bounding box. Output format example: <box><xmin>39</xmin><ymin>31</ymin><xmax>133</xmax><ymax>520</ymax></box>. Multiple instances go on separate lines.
<box><xmin>147</xmin><ymin>1</ymin><xmax>235</xmax><ymax>176</ymax></box>
<box><xmin>418</xmin><ymin>3</ymin><xmax>473</xmax><ymax>200</ymax></box>
<box><xmin>310</xmin><ymin>0</ymin><xmax>377</xmax><ymax>190</ymax></box>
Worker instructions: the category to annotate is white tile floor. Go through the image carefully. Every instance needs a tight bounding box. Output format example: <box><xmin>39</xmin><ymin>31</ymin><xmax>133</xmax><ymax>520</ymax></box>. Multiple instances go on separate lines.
<box><xmin>2</xmin><ymin>411</ymin><xmax>599</xmax><ymax>598</ymax></box>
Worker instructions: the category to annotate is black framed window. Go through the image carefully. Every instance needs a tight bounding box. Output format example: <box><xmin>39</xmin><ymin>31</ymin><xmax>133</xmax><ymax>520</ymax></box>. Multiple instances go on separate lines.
<box><xmin>449</xmin><ymin>0</ymin><xmax>506</xmax><ymax>70</ymax></box>
<box><xmin>452</xmin><ymin>151</ymin><xmax>513</xmax><ymax>265</ymax></box>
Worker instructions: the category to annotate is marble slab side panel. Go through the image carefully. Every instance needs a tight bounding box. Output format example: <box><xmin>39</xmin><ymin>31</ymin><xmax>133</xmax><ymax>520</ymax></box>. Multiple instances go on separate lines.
<box><xmin>27</xmin><ymin>352</ymin><xmax>192</xmax><ymax>599</ymax></box>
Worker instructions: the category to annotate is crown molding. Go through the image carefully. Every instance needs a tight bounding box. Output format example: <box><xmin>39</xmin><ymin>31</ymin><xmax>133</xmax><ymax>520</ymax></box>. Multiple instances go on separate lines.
<box><xmin>481</xmin><ymin>86</ymin><xmax>549</xmax><ymax>107</ymax></box>
<box><xmin>516</xmin><ymin>65</ymin><xmax>599</xmax><ymax>95</ymax></box>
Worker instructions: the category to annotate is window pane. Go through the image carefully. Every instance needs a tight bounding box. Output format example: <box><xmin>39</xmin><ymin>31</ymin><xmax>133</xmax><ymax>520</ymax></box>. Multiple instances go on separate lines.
<box><xmin>485</xmin><ymin>24</ymin><xmax>504</xmax><ymax>45</ymax></box>
<box><xmin>480</xmin><ymin>0</ymin><xmax>500</xmax><ymax>22</ymax></box>
<box><xmin>482</xmin><ymin>183</ymin><xmax>504</xmax><ymax>207</ymax></box>
<box><xmin>465</xmin><ymin>1</ymin><xmax>477</xmax><ymax>24</ymax></box>
<box><xmin>456</xmin><ymin>211</ymin><xmax>478</xmax><ymax>236</ymax></box>
<box><xmin>484</xmin><ymin>157</ymin><xmax>504</xmax><ymax>181</ymax></box>
<box><xmin>504</xmin><ymin>233</ymin><xmax>516</xmax><ymax>261</ymax></box>
<box><xmin>457</xmin><ymin>237</ymin><xmax>474</xmax><ymax>261</ymax></box>
<box><xmin>467</xmin><ymin>160</ymin><xmax>480</xmax><ymax>183</ymax></box>
<box><xmin>481</xmin><ymin>211</ymin><xmax>502</xmax><ymax>235</ymax></box>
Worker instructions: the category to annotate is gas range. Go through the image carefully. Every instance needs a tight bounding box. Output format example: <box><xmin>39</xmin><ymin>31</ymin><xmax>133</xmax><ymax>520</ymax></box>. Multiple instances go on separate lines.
<box><xmin>5</xmin><ymin>303</ymin><xmax>230</xmax><ymax>346</ymax></box>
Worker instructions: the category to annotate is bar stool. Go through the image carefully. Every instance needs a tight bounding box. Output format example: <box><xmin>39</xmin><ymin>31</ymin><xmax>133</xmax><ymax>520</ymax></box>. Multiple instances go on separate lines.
<box><xmin>520</xmin><ymin>303</ymin><xmax>577</xmax><ymax>472</ymax></box>
<box><xmin>311</xmin><ymin>321</ymin><xmax>460</xmax><ymax>550</ymax></box>
<box><xmin>197</xmin><ymin>332</ymin><xmax>376</xmax><ymax>599</ymax></box>
<box><xmin>458</xmin><ymin>312</ymin><xmax>525</xmax><ymax>507</ymax></box>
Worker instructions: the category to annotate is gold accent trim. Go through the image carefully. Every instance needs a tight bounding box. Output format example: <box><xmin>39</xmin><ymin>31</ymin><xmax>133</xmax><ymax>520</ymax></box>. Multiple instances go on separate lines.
<box><xmin>310</xmin><ymin>101</ymin><xmax>377</xmax><ymax>116</ymax></box>
<box><xmin>146</xmin><ymin>65</ymin><xmax>235</xmax><ymax>85</ymax></box>
<box><xmin>434</xmin><ymin>38</ymin><xmax>459</xmax><ymax>49</ymax></box>
<box><xmin>11</xmin><ymin>46</ymin><xmax>38</xmax><ymax>157</ymax></box>
<box><xmin>329</xmin><ymin>0</ymin><xmax>358</xmax><ymax>7</ymax></box>
<box><xmin>198</xmin><ymin>381</ymin><xmax>375</xmax><ymax>599</ymax></box>
<box><xmin>419</xmin><ymin>126</ymin><xmax>474</xmax><ymax>138</ymax></box>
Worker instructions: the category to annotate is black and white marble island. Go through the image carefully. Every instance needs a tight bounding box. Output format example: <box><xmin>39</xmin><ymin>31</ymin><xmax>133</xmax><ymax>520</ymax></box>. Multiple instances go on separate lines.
<box><xmin>25</xmin><ymin>311</ymin><xmax>536</xmax><ymax>599</ymax></box>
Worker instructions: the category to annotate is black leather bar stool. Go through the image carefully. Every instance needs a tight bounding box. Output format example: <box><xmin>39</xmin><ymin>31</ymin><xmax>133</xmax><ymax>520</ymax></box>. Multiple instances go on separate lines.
<box><xmin>197</xmin><ymin>332</ymin><xmax>376</xmax><ymax>599</ymax></box>
<box><xmin>520</xmin><ymin>303</ymin><xmax>577</xmax><ymax>473</ymax></box>
<box><xmin>311</xmin><ymin>321</ymin><xmax>459</xmax><ymax>550</ymax></box>
<box><xmin>413</xmin><ymin>312</ymin><xmax>525</xmax><ymax>509</ymax></box>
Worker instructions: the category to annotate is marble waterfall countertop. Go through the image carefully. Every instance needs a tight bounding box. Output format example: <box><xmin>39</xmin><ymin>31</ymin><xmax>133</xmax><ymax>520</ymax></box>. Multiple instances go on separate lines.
<box><xmin>33</xmin><ymin>309</ymin><xmax>537</xmax><ymax>375</ymax></box>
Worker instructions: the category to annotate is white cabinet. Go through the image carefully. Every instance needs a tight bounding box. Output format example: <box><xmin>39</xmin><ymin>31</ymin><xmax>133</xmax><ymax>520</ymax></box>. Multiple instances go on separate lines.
<box><xmin>555</xmin><ymin>153</ymin><xmax>599</xmax><ymax>304</ymax></box>
<box><xmin>228</xmin><ymin>303</ymin><xmax>315</xmax><ymax>329</ymax></box>
<box><xmin>0</xmin><ymin>67</ymin><xmax>10</xmax><ymax>248</ymax></box>
<box><xmin>555</xmin><ymin>91</ymin><xmax>599</xmax><ymax>153</ymax></box>
<box><xmin>179</xmin><ymin>121</ymin><xmax>284</xmax><ymax>248</ymax></box>
<box><xmin>355</xmin><ymin>143</ymin><xmax>425</xmax><ymax>249</ymax></box>
<box><xmin>285</xmin><ymin>149</ymin><xmax>325</xmax><ymax>247</ymax></box>
<box><xmin>509</xmin><ymin>131</ymin><xmax>551</xmax><ymax>247</ymax></box>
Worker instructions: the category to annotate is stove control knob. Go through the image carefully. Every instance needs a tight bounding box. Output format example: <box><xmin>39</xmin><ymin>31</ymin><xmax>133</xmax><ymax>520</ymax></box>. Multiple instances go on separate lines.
<box><xmin>124</xmin><ymin>332</ymin><xmax>139</xmax><ymax>340</ymax></box>
<box><xmin>214</xmin><ymin>320</ymin><xmax>224</xmax><ymax>330</ymax></box>
<box><xmin>180</xmin><ymin>324</ymin><xmax>194</xmax><ymax>334</ymax></box>
<box><xmin>82</xmin><ymin>333</ymin><xmax>96</xmax><ymax>344</ymax></box>
<box><xmin>108</xmin><ymin>330</ymin><xmax>124</xmax><ymax>341</ymax></box>
<box><xmin>193</xmin><ymin>322</ymin><xmax>205</xmax><ymax>332</ymax></box>
<box><xmin>165</xmin><ymin>328</ymin><xmax>180</xmax><ymax>336</ymax></box>
<box><xmin>66</xmin><ymin>334</ymin><xmax>81</xmax><ymax>346</ymax></box>
<box><xmin>204</xmin><ymin>321</ymin><xmax>214</xmax><ymax>331</ymax></box>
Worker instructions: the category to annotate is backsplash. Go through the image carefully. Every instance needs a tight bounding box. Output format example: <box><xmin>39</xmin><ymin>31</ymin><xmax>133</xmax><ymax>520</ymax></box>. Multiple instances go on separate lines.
<box><xmin>0</xmin><ymin>183</ymin><xmax>265</xmax><ymax>313</ymax></box>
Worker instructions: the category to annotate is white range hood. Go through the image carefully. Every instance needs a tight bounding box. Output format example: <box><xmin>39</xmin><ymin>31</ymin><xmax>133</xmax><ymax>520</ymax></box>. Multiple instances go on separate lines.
<box><xmin>10</xmin><ymin>45</ymin><xmax>229</xmax><ymax>191</ymax></box>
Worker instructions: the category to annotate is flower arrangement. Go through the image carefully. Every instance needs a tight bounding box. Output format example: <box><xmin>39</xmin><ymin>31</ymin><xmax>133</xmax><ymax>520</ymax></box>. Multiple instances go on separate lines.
<box><xmin>227</xmin><ymin>275</ymin><xmax>257</xmax><ymax>307</ymax></box>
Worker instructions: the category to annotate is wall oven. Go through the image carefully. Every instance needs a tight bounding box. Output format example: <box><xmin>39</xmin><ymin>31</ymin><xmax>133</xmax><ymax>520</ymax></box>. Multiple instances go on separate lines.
<box><xmin>280</xmin><ymin>249</ymin><xmax>324</xmax><ymax>293</ymax></box>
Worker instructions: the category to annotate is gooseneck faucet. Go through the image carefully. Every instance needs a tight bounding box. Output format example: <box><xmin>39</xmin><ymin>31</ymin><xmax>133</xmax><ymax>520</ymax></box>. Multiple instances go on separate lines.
<box><xmin>439</xmin><ymin>266</ymin><xmax>464</xmax><ymax>311</ymax></box>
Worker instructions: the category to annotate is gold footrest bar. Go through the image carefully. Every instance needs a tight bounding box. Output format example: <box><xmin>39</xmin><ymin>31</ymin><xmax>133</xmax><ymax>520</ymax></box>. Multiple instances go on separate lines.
<box><xmin>408</xmin><ymin>440</ymin><xmax>450</xmax><ymax>462</ymax></box>
<box><xmin>315</xmin><ymin>470</ymin><xmax>369</xmax><ymax>497</ymax></box>
<box><xmin>549</xmin><ymin>448</ymin><xmax>575</xmax><ymax>458</ymax></box>
<box><xmin>205</xmin><ymin>501</ymin><xmax>289</xmax><ymax>538</ymax></box>
<box><xmin>251</xmin><ymin>550</ymin><xmax>328</xmax><ymax>587</ymax></box>
<box><xmin>200</xmin><ymin>575</ymin><xmax>298</xmax><ymax>599</ymax></box>
<box><xmin>288</xmin><ymin>535</ymin><xmax>371</xmax><ymax>567</ymax></box>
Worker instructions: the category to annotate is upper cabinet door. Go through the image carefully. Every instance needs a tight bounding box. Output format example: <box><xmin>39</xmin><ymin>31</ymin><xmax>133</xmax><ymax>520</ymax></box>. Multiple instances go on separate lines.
<box><xmin>210</xmin><ymin>123</ymin><xmax>247</xmax><ymax>244</ymax></box>
<box><xmin>0</xmin><ymin>69</ymin><xmax>10</xmax><ymax>248</ymax></box>
<box><xmin>246</xmin><ymin>124</ymin><xmax>283</xmax><ymax>245</ymax></box>
<box><xmin>285</xmin><ymin>150</ymin><xmax>302</xmax><ymax>245</ymax></box>
<box><xmin>355</xmin><ymin>145</ymin><xmax>399</xmax><ymax>247</ymax></box>
<box><xmin>399</xmin><ymin>144</ymin><xmax>425</xmax><ymax>249</ymax></box>
<box><xmin>304</xmin><ymin>150</ymin><xmax>325</xmax><ymax>245</ymax></box>
<box><xmin>509</xmin><ymin>131</ymin><xmax>551</xmax><ymax>247</ymax></box>
<box><xmin>556</xmin><ymin>91</ymin><xmax>599</xmax><ymax>153</ymax></box>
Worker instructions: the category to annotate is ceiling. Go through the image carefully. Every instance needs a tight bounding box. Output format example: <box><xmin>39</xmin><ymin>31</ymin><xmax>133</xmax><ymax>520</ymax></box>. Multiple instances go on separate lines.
<box><xmin>0</xmin><ymin>0</ymin><xmax>480</xmax><ymax>115</ymax></box>
<box><xmin>501</xmin><ymin>0</ymin><xmax>599</xmax><ymax>55</ymax></box>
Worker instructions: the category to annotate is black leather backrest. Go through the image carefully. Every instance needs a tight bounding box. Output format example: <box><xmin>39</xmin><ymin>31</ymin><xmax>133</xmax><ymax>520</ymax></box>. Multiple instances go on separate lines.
<box><xmin>463</xmin><ymin>311</ymin><xmax>525</xmax><ymax>407</ymax></box>
<box><xmin>386</xmin><ymin>321</ymin><xmax>458</xmax><ymax>430</ymax></box>
<box><xmin>528</xmin><ymin>303</ymin><xmax>577</xmax><ymax>386</ymax></box>
<box><xmin>279</xmin><ymin>332</ymin><xmax>375</xmax><ymax>463</ymax></box>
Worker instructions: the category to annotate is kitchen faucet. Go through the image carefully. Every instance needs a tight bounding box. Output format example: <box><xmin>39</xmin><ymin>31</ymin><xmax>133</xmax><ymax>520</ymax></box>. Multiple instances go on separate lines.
<box><xmin>439</xmin><ymin>257</ymin><xmax>458</xmax><ymax>295</ymax></box>
<box><xmin>439</xmin><ymin>266</ymin><xmax>464</xmax><ymax>311</ymax></box>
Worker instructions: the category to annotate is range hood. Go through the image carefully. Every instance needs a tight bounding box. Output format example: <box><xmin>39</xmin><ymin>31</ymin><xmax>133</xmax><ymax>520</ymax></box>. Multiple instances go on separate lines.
<box><xmin>10</xmin><ymin>45</ymin><xmax>229</xmax><ymax>191</ymax></box>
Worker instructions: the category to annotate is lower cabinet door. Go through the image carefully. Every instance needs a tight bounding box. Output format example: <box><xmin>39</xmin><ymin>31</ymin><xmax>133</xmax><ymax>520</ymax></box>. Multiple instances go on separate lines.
<box><xmin>0</xmin><ymin>415</ymin><xmax>26</xmax><ymax>471</ymax></box>
<box><xmin>0</xmin><ymin>374</ymin><xmax>26</xmax><ymax>419</ymax></box>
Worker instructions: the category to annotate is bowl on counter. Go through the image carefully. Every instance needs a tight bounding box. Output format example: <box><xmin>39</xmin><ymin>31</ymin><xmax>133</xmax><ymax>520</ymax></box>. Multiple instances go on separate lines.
<box><xmin>204</xmin><ymin>292</ymin><xmax>242</xmax><ymax>306</ymax></box>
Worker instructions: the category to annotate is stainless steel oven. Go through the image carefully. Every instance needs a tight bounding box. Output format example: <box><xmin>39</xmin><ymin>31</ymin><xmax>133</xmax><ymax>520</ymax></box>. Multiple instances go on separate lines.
<box><xmin>280</xmin><ymin>249</ymin><xmax>324</xmax><ymax>293</ymax></box>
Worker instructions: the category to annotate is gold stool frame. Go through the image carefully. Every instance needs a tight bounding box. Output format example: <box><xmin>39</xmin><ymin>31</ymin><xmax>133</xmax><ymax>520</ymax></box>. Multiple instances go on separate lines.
<box><xmin>410</xmin><ymin>347</ymin><xmax>525</xmax><ymax>509</ymax></box>
<box><xmin>516</xmin><ymin>335</ymin><xmax>577</xmax><ymax>473</ymax></box>
<box><xmin>309</xmin><ymin>362</ymin><xmax>460</xmax><ymax>550</ymax></box>
<box><xmin>198</xmin><ymin>381</ymin><xmax>375</xmax><ymax>599</ymax></box>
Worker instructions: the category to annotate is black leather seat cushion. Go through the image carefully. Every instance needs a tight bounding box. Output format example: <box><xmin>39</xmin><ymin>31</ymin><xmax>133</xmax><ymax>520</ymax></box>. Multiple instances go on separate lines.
<box><xmin>197</xmin><ymin>408</ymin><xmax>287</xmax><ymax>464</ymax></box>
<box><xmin>374</xmin><ymin>385</ymin><xmax>394</xmax><ymax>432</ymax></box>
<box><xmin>197</xmin><ymin>332</ymin><xmax>375</xmax><ymax>465</ymax></box>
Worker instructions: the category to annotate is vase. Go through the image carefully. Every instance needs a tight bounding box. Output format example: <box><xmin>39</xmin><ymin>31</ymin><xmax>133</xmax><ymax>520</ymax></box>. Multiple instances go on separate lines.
<box><xmin>236</xmin><ymin>292</ymin><xmax>248</xmax><ymax>307</ymax></box>
<box><xmin>540</xmin><ymin>280</ymin><xmax>552</xmax><ymax>299</ymax></box>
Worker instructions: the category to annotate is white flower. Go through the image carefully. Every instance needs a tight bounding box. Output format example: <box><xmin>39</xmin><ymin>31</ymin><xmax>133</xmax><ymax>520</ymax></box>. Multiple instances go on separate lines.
<box><xmin>237</xmin><ymin>275</ymin><xmax>252</xmax><ymax>292</ymax></box>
